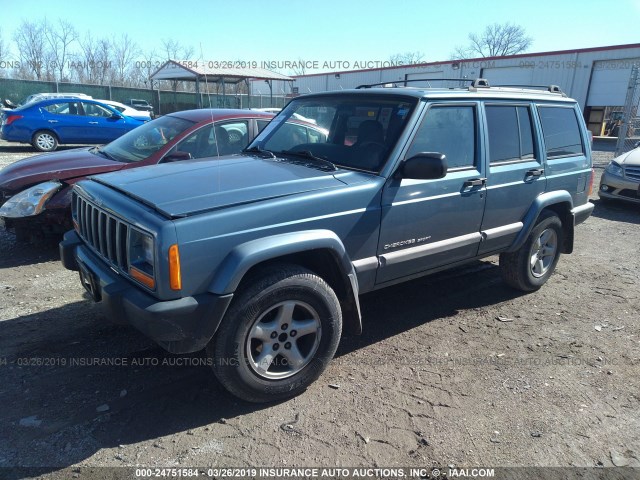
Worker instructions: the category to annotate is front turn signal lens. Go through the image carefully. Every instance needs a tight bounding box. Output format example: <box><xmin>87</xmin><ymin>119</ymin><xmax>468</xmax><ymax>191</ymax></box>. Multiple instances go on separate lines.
<box><xmin>130</xmin><ymin>265</ymin><xmax>155</xmax><ymax>289</ymax></box>
<box><xmin>168</xmin><ymin>244</ymin><xmax>182</xmax><ymax>290</ymax></box>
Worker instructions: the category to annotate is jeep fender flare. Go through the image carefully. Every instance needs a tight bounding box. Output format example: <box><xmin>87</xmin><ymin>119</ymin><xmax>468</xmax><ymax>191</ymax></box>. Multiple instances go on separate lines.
<box><xmin>507</xmin><ymin>191</ymin><xmax>574</xmax><ymax>253</ymax></box>
<box><xmin>208</xmin><ymin>230</ymin><xmax>363</xmax><ymax>335</ymax></box>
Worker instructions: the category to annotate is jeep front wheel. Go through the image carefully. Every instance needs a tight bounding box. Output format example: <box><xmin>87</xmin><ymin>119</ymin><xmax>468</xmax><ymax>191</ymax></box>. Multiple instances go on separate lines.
<box><xmin>208</xmin><ymin>265</ymin><xmax>342</xmax><ymax>403</ymax></box>
<box><xmin>500</xmin><ymin>211</ymin><xmax>563</xmax><ymax>292</ymax></box>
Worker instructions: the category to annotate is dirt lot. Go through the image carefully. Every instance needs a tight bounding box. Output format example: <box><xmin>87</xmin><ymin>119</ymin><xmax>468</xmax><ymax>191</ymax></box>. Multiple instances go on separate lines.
<box><xmin>0</xmin><ymin>142</ymin><xmax>638</xmax><ymax>479</ymax></box>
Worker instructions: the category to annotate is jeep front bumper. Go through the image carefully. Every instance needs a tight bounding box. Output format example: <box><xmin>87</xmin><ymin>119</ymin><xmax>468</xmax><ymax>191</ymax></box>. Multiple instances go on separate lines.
<box><xmin>60</xmin><ymin>230</ymin><xmax>233</xmax><ymax>354</ymax></box>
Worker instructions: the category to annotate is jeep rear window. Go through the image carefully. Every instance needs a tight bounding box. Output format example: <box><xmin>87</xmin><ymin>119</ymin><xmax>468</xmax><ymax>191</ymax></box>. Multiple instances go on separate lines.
<box><xmin>251</xmin><ymin>96</ymin><xmax>417</xmax><ymax>172</ymax></box>
<box><xmin>538</xmin><ymin>106</ymin><xmax>585</xmax><ymax>158</ymax></box>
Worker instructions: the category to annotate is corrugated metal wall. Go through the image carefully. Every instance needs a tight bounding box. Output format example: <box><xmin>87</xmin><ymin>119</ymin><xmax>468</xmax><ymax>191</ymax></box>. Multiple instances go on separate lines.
<box><xmin>250</xmin><ymin>45</ymin><xmax>640</xmax><ymax>112</ymax></box>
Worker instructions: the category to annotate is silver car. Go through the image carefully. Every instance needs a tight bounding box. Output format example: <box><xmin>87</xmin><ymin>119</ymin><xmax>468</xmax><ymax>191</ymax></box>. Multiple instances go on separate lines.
<box><xmin>599</xmin><ymin>148</ymin><xmax>640</xmax><ymax>204</ymax></box>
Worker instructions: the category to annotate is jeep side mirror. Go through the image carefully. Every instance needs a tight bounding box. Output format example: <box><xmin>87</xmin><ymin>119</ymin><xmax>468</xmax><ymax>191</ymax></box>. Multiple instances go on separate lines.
<box><xmin>398</xmin><ymin>152</ymin><xmax>447</xmax><ymax>179</ymax></box>
<box><xmin>109</xmin><ymin>113</ymin><xmax>123</xmax><ymax>120</ymax></box>
<box><xmin>163</xmin><ymin>151</ymin><xmax>192</xmax><ymax>162</ymax></box>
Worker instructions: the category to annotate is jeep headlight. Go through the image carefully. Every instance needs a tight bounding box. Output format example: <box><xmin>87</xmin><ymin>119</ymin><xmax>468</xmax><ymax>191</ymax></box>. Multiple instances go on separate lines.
<box><xmin>129</xmin><ymin>229</ymin><xmax>155</xmax><ymax>289</ymax></box>
<box><xmin>0</xmin><ymin>181</ymin><xmax>62</xmax><ymax>218</ymax></box>
<box><xmin>605</xmin><ymin>161</ymin><xmax>623</xmax><ymax>177</ymax></box>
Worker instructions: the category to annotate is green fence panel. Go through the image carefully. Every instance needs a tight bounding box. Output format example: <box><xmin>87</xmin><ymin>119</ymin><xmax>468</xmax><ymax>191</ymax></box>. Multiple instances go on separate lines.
<box><xmin>0</xmin><ymin>78</ymin><xmax>290</xmax><ymax>113</ymax></box>
<box><xmin>0</xmin><ymin>78</ymin><xmax>57</xmax><ymax>104</ymax></box>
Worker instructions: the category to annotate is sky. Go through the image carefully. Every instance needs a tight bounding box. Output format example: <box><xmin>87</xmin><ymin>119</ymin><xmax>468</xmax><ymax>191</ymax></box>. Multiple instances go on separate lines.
<box><xmin>1</xmin><ymin>0</ymin><xmax>640</xmax><ymax>74</ymax></box>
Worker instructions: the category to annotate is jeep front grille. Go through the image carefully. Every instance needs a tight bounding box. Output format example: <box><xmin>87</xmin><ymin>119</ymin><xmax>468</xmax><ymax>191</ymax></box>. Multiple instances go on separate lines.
<box><xmin>74</xmin><ymin>193</ymin><xmax>129</xmax><ymax>271</ymax></box>
<box><xmin>624</xmin><ymin>165</ymin><xmax>640</xmax><ymax>182</ymax></box>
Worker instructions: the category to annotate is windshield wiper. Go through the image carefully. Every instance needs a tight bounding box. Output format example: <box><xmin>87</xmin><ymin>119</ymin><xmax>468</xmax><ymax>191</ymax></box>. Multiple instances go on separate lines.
<box><xmin>242</xmin><ymin>145</ymin><xmax>276</xmax><ymax>158</ymax></box>
<box><xmin>92</xmin><ymin>146</ymin><xmax>118</xmax><ymax>161</ymax></box>
<box><xmin>276</xmin><ymin>150</ymin><xmax>337</xmax><ymax>171</ymax></box>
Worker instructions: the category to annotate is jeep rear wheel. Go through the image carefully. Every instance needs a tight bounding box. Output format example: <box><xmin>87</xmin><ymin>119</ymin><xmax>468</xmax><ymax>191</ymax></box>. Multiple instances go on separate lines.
<box><xmin>500</xmin><ymin>211</ymin><xmax>563</xmax><ymax>292</ymax></box>
<box><xmin>208</xmin><ymin>265</ymin><xmax>342</xmax><ymax>403</ymax></box>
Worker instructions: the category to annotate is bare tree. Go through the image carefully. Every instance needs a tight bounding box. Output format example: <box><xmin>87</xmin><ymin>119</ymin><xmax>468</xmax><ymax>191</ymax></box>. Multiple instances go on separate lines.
<box><xmin>160</xmin><ymin>38</ymin><xmax>194</xmax><ymax>61</ymax></box>
<box><xmin>95</xmin><ymin>38</ymin><xmax>113</xmax><ymax>85</ymax></box>
<box><xmin>0</xmin><ymin>28</ymin><xmax>8</xmax><ymax>60</ymax></box>
<box><xmin>76</xmin><ymin>33</ymin><xmax>98</xmax><ymax>83</ymax></box>
<box><xmin>44</xmin><ymin>19</ymin><xmax>78</xmax><ymax>81</ymax></box>
<box><xmin>0</xmin><ymin>28</ymin><xmax>9</xmax><ymax>78</ymax></box>
<box><xmin>451</xmin><ymin>23</ymin><xmax>532</xmax><ymax>59</ymax></box>
<box><xmin>130</xmin><ymin>49</ymin><xmax>161</xmax><ymax>88</ymax></box>
<box><xmin>290</xmin><ymin>57</ymin><xmax>309</xmax><ymax>76</ymax></box>
<box><xmin>389</xmin><ymin>51</ymin><xmax>426</xmax><ymax>65</ymax></box>
<box><xmin>13</xmin><ymin>20</ymin><xmax>47</xmax><ymax>79</ymax></box>
<box><xmin>76</xmin><ymin>33</ymin><xmax>112</xmax><ymax>85</ymax></box>
<box><xmin>160</xmin><ymin>38</ymin><xmax>195</xmax><ymax>94</ymax></box>
<box><xmin>112</xmin><ymin>34</ymin><xmax>140</xmax><ymax>86</ymax></box>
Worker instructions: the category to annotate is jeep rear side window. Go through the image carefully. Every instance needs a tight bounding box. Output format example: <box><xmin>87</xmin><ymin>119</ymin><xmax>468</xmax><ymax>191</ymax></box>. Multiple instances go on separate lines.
<box><xmin>486</xmin><ymin>105</ymin><xmax>535</xmax><ymax>164</ymax></box>
<box><xmin>538</xmin><ymin>106</ymin><xmax>585</xmax><ymax>158</ymax></box>
<box><xmin>406</xmin><ymin>105</ymin><xmax>476</xmax><ymax>169</ymax></box>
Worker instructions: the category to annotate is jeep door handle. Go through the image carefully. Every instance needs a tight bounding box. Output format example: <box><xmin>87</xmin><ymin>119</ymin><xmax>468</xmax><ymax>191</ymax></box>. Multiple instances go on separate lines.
<box><xmin>525</xmin><ymin>168</ymin><xmax>544</xmax><ymax>177</ymax></box>
<box><xmin>48</xmin><ymin>120</ymin><xmax>58</xmax><ymax>123</ymax></box>
<box><xmin>463</xmin><ymin>177</ymin><xmax>486</xmax><ymax>187</ymax></box>
<box><xmin>88</xmin><ymin>121</ymin><xmax>99</xmax><ymax>125</ymax></box>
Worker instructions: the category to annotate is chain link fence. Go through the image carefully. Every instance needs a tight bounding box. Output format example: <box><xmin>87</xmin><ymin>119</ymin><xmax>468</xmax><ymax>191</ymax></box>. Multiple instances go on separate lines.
<box><xmin>0</xmin><ymin>78</ymin><xmax>289</xmax><ymax>115</ymax></box>
<box><xmin>614</xmin><ymin>64</ymin><xmax>640</xmax><ymax>157</ymax></box>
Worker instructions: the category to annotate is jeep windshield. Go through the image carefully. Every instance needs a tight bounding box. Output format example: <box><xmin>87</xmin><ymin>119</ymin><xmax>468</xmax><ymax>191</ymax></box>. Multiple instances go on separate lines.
<box><xmin>98</xmin><ymin>115</ymin><xmax>194</xmax><ymax>163</ymax></box>
<box><xmin>249</xmin><ymin>95</ymin><xmax>418</xmax><ymax>172</ymax></box>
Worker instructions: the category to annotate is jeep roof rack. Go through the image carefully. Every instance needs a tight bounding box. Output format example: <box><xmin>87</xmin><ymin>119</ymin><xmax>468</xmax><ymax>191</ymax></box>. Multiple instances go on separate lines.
<box><xmin>493</xmin><ymin>84</ymin><xmax>566</xmax><ymax>96</ymax></box>
<box><xmin>356</xmin><ymin>78</ymin><xmax>477</xmax><ymax>89</ymax></box>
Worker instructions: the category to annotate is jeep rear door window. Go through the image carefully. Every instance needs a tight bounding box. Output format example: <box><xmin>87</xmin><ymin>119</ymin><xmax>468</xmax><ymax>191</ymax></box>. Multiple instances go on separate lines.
<box><xmin>406</xmin><ymin>105</ymin><xmax>476</xmax><ymax>169</ymax></box>
<box><xmin>251</xmin><ymin>96</ymin><xmax>417</xmax><ymax>172</ymax></box>
<box><xmin>486</xmin><ymin>105</ymin><xmax>535</xmax><ymax>164</ymax></box>
<box><xmin>538</xmin><ymin>106</ymin><xmax>585</xmax><ymax>158</ymax></box>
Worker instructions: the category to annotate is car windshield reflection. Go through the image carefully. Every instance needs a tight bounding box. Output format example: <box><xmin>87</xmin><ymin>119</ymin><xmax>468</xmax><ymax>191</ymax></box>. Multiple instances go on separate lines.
<box><xmin>101</xmin><ymin>116</ymin><xmax>195</xmax><ymax>163</ymax></box>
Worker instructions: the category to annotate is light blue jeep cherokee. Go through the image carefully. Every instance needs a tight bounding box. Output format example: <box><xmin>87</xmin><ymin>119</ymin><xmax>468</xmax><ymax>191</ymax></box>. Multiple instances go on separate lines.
<box><xmin>61</xmin><ymin>80</ymin><xmax>594</xmax><ymax>402</ymax></box>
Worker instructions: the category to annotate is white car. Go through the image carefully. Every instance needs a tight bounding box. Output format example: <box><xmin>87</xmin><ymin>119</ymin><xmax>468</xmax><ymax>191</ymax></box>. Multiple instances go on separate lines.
<box><xmin>96</xmin><ymin>99</ymin><xmax>152</xmax><ymax>120</ymax></box>
<box><xmin>23</xmin><ymin>92</ymin><xmax>92</xmax><ymax>105</ymax></box>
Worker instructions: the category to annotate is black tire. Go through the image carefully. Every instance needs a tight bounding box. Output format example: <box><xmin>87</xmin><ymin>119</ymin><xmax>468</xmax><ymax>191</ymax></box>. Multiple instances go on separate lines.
<box><xmin>208</xmin><ymin>264</ymin><xmax>342</xmax><ymax>403</ymax></box>
<box><xmin>32</xmin><ymin>131</ymin><xmax>59</xmax><ymax>152</ymax></box>
<box><xmin>500</xmin><ymin>211</ymin><xmax>563</xmax><ymax>292</ymax></box>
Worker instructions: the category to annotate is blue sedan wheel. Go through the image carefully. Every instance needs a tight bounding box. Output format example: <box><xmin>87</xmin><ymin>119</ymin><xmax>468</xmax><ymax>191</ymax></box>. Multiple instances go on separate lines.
<box><xmin>33</xmin><ymin>131</ymin><xmax>59</xmax><ymax>152</ymax></box>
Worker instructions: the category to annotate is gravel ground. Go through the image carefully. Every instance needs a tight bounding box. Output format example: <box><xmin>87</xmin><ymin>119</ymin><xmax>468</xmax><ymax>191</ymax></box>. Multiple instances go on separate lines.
<box><xmin>0</xmin><ymin>141</ymin><xmax>639</xmax><ymax>479</ymax></box>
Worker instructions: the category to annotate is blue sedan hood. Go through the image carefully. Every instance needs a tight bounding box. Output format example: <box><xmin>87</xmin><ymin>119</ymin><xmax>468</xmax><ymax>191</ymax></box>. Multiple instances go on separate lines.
<box><xmin>91</xmin><ymin>155</ymin><xmax>348</xmax><ymax>218</ymax></box>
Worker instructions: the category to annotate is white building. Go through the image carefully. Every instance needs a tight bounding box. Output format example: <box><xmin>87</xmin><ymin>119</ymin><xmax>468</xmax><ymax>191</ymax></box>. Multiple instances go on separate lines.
<box><xmin>250</xmin><ymin>43</ymin><xmax>640</xmax><ymax>136</ymax></box>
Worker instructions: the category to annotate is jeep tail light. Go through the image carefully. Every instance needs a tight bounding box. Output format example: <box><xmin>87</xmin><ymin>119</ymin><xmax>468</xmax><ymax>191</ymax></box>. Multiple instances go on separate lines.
<box><xmin>4</xmin><ymin>114</ymin><xmax>23</xmax><ymax>125</ymax></box>
<box><xmin>588</xmin><ymin>168</ymin><xmax>595</xmax><ymax>196</ymax></box>
<box><xmin>168</xmin><ymin>244</ymin><xmax>182</xmax><ymax>290</ymax></box>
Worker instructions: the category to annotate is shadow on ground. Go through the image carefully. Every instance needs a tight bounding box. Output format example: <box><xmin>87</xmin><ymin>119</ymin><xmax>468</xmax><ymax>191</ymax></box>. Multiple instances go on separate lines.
<box><xmin>0</xmin><ymin>226</ymin><xmax>60</xmax><ymax>269</ymax></box>
<box><xmin>591</xmin><ymin>198</ymin><xmax>640</xmax><ymax>225</ymax></box>
<box><xmin>0</xmin><ymin>260</ymin><xmax>525</xmax><ymax>476</ymax></box>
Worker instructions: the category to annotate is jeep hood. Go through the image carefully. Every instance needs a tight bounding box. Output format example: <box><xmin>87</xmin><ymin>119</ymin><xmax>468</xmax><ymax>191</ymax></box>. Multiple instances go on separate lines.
<box><xmin>91</xmin><ymin>155</ymin><xmax>348</xmax><ymax>218</ymax></box>
<box><xmin>0</xmin><ymin>147</ymin><xmax>124</xmax><ymax>192</ymax></box>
